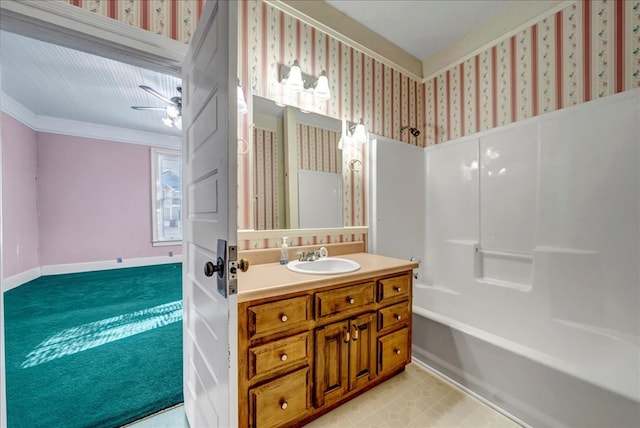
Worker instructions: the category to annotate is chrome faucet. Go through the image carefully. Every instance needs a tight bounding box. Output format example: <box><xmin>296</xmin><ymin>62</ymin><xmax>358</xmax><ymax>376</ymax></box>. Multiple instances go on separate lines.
<box><xmin>297</xmin><ymin>250</ymin><xmax>320</xmax><ymax>261</ymax></box>
<box><xmin>297</xmin><ymin>247</ymin><xmax>328</xmax><ymax>261</ymax></box>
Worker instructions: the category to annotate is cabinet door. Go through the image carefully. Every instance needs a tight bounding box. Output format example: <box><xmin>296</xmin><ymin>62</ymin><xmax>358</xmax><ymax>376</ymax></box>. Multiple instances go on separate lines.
<box><xmin>314</xmin><ymin>320</ymin><xmax>349</xmax><ymax>407</ymax></box>
<box><xmin>348</xmin><ymin>312</ymin><xmax>377</xmax><ymax>391</ymax></box>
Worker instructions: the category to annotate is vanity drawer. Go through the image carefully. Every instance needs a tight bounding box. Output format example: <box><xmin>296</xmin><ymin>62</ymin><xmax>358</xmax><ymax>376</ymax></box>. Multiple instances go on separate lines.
<box><xmin>248</xmin><ymin>332</ymin><xmax>310</xmax><ymax>380</ymax></box>
<box><xmin>378</xmin><ymin>301</ymin><xmax>410</xmax><ymax>332</ymax></box>
<box><xmin>378</xmin><ymin>275</ymin><xmax>410</xmax><ymax>303</ymax></box>
<box><xmin>378</xmin><ymin>327</ymin><xmax>410</xmax><ymax>374</ymax></box>
<box><xmin>247</xmin><ymin>296</ymin><xmax>311</xmax><ymax>339</ymax></box>
<box><xmin>249</xmin><ymin>367</ymin><xmax>311</xmax><ymax>428</ymax></box>
<box><xmin>315</xmin><ymin>282</ymin><xmax>376</xmax><ymax>318</ymax></box>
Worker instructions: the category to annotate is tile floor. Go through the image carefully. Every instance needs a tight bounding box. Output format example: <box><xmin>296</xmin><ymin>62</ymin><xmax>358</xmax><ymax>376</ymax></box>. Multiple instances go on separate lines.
<box><xmin>125</xmin><ymin>363</ymin><xmax>521</xmax><ymax>428</ymax></box>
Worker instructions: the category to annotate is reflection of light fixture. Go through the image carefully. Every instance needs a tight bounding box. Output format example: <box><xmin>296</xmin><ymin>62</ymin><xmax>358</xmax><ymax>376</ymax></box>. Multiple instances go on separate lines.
<box><xmin>339</xmin><ymin>118</ymin><xmax>369</xmax><ymax>147</ymax></box>
<box><xmin>339</xmin><ymin>118</ymin><xmax>368</xmax><ymax>172</ymax></box>
<box><xmin>351</xmin><ymin>119</ymin><xmax>369</xmax><ymax>144</ymax></box>
<box><xmin>274</xmin><ymin>60</ymin><xmax>332</xmax><ymax>110</ymax></box>
<box><xmin>237</xmin><ymin>80</ymin><xmax>248</xmax><ymax>114</ymax></box>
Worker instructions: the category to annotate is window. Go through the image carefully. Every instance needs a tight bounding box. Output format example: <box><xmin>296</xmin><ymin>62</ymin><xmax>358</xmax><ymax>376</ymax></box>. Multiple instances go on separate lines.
<box><xmin>151</xmin><ymin>148</ymin><xmax>182</xmax><ymax>244</ymax></box>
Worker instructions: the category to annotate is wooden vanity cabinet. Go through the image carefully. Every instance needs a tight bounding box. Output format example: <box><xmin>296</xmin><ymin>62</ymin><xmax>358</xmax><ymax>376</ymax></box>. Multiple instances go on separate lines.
<box><xmin>315</xmin><ymin>312</ymin><xmax>377</xmax><ymax>407</ymax></box>
<box><xmin>238</xmin><ymin>270</ymin><xmax>412</xmax><ymax>428</ymax></box>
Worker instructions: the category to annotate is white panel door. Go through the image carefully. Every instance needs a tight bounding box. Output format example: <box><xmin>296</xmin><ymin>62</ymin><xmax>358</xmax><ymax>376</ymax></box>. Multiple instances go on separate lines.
<box><xmin>182</xmin><ymin>1</ymin><xmax>238</xmax><ymax>427</ymax></box>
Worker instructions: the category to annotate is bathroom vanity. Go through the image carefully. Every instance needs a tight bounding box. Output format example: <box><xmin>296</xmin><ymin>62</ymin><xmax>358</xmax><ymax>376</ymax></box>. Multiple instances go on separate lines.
<box><xmin>237</xmin><ymin>253</ymin><xmax>418</xmax><ymax>428</ymax></box>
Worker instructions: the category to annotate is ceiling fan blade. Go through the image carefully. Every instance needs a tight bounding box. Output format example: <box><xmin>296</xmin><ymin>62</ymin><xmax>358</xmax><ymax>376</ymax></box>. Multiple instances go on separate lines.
<box><xmin>139</xmin><ymin>85</ymin><xmax>178</xmax><ymax>105</ymax></box>
<box><xmin>131</xmin><ymin>106</ymin><xmax>167</xmax><ymax>111</ymax></box>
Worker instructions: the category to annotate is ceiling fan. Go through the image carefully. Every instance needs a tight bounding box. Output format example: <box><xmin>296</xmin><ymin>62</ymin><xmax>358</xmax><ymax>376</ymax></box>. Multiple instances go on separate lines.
<box><xmin>131</xmin><ymin>85</ymin><xmax>182</xmax><ymax>130</ymax></box>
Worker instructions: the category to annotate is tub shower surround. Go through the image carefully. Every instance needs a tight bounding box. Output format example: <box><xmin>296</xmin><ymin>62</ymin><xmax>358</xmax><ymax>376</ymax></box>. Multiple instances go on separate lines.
<box><xmin>411</xmin><ymin>90</ymin><xmax>639</xmax><ymax>427</ymax></box>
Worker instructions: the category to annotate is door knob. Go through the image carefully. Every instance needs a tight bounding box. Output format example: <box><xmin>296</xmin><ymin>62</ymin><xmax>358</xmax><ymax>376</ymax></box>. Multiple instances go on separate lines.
<box><xmin>204</xmin><ymin>257</ymin><xmax>224</xmax><ymax>278</ymax></box>
<box><xmin>238</xmin><ymin>258</ymin><xmax>250</xmax><ymax>272</ymax></box>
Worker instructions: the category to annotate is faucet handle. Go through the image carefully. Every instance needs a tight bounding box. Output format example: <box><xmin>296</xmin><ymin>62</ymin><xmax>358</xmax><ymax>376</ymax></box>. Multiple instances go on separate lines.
<box><xmin>319</xmin><ymin>247</ymin><xmax>328</xmax><ymax>258</ymax></box>
<box><xmin>297</xmin><ymin>251</ymin><xmax>305</xmax><ymax>261</ymax></box>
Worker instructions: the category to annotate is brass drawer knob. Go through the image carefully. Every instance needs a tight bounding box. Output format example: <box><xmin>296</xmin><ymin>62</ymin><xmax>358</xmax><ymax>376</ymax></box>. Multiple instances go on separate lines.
<box><xmin>280</xmin><ymin>401</ymin><xmax>288</xmax><ymax>410</ymax></box>
<box><xmin>394</xmin><ymin>348</ymin><xmax>401</xmax><ymax>355</ymax></box>
<box><xmin>280</xmin><ymin>354</ymin><xmax>288</xmax><ymax>362</ymax></box>
<box><xmin>348</xmin><ymin>298</ymin><xmax>355</xmax><ymax>304</ymax></box>
<box><xmin>280</xmin><ymin>314</ymin><xmax>288</xmax><ymax>322</ymax></box>
<box><xmin>395</xmin><ymin>314</ymin><xmax>402</xmax><ymax>321</ymax></box>
<box><xmin>395</xmin><ymin>286</ymin><xmax>402</xmax><ymax>292</ymax></box>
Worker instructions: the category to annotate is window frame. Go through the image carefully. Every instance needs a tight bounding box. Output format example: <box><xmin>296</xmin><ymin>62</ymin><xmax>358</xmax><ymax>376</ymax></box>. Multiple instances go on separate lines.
<box><xmin>151</xmin><ymin>147</ymin><xmax>182</xmax><ymax>246</ymax></box>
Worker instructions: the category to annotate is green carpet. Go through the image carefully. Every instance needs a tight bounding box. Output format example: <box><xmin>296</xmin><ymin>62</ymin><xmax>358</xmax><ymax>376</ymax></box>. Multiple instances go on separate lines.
<box><xmin>4</xmin><ymin>263</ymin><xmax>183</xmax><ymax>428</ymax></box>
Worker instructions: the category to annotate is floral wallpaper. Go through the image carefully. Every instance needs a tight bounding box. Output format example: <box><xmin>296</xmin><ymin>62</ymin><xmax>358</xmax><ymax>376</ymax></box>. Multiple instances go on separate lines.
<box><xmin>62</xmin><ymin>0</ymin><xmax>205</xmax><ymax>44</ymax></box>
<box><xmin>62</xmin><ymin>0</ymin><xmax>639</xmax><ymax>247</ymax></box>
<box><xmin>424</xmin><ymin>0</ymin><xmax>640</xmax><ymax>145</ymax></box>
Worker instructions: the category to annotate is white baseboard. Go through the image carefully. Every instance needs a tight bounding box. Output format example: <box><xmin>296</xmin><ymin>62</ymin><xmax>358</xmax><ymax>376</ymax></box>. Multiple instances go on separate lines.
<box><xmin>40</xmin><ymin>255</ymin><xmax>183</xmax><ymax>276</ymax></box>
<box><xmin>2</xmin><ymin>267</ymin><xmax>42</xmax><ymax>291</ymax></box>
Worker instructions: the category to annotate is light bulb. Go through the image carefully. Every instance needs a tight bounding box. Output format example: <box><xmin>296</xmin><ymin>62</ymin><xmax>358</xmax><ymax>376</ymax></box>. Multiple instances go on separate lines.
<box><xmin>162</xmin><ymin>117</ymin><xmax>173</xmax><ymax>127</ymax></box>
<box><xmin>237</xmin><ymin>84</ymin><xmax>248</xmax><ymax>114</ymax></box>
<box><xmin>314</xmin><ymin>71</ymin><xmax>330</xmax><ymax>101</ymax></box>
<box><xmin>166</xmin><ymin>105</ymin><xmax>180</xmax><ymax>118</ymax></box>
<box><xmin>286</xmin><ymin>60</ymin><xmax>304</xmax><ymax>92</ymax></box>
<box><xmin>351</xmin><ymin>120</ymin><xmax>368</xmax><ymax>144</ymax></box>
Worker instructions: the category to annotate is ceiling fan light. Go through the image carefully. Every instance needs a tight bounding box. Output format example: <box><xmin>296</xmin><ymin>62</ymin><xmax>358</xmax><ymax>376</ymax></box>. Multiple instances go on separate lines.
<box><xmin>237</xmin><ymin>84</ymin><xmax>248</xmax><ymax>114</ymax></box>
<box><xmin>162</xmin><ymin>117</ymin><xmax>174</xmax><ymax>127</ymax></box>
<box><xmin>314</xmin><ymin>72</ymin><xmax>330</xmax><ymax>101</ymax></box>
<box><xmin>166</xmin><ymin>105</ymin><xmax>180</xmax><ymax>118</ymax></box>
<box><xmin>286</xmin><ymin>60</ymin><xmax>304</xmax><ymax>92</ymax></box>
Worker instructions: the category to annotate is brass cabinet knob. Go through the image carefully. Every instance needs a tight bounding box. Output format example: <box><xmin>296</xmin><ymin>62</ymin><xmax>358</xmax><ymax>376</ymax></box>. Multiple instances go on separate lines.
<box><xmin>280</xmin><ymin>401</ymin><xmax>288</xmax><ymax>410</ymax></box>
<box><xmin>281</xmin><ymin>314</ymin><xmax>288</xmax><ymax>322</ymax></box>
<box><xmin>395</xmin><ymin>287</ymin><xmax>402</xmax><ymax>292</ymax></box>
<box><xmin>238</xmin><ymin>258</ymin><xmax>250</xmax><ymax>272</ymax></box>
<box><xmin>280</xmin><ymin>354</ymin><xmax>288</xmax><ymax>362</ymax></box>
<box><xmin>395</xmin><ymin>314</ymin><xmax>402</xmax><ymax>321</ymax></box>
<box><xmin>348</xmin><ymin>298</ymin><xmax>355</xmax><ymax>304</ymax></box>
<box><xmin>394</xmin><ymin>348</ymin><xmax>401</xmax><ymax>355</ymax></box>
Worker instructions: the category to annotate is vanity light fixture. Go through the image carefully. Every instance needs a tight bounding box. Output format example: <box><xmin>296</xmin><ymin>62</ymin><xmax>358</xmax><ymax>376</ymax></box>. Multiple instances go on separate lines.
<box><xmin>275</xmin><ymin>60</ymin><xmax>332</xmax><ymax>110</ymax></box>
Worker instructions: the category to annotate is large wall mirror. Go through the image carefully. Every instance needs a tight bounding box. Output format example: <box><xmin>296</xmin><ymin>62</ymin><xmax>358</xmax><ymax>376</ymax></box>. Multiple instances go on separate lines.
<box><xmin>249</xmin><ymin>95</ymin><xmax>366</xmax><ymax>231</ymax></box>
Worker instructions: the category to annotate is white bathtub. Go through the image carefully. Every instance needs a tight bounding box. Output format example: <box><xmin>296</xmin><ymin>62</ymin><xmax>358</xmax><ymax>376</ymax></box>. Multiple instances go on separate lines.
<box><xmin>411</xmin><ymin>294</ymin><xmax>640</xmax><ymax>428</ymax></box>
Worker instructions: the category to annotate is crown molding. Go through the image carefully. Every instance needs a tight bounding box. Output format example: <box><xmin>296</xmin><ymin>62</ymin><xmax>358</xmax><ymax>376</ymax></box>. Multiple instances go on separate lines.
<box><xmin>421</xmin><ymin>1</ymin><xmax>572</xmax><ymax>82</ymax></box>
<box><xmin>266</xmin><ymin>0</ymin><xmax>423</xmax><ymax>81</ymax></box>
<box><xmin>1</xmin><ymin>92</ymin><xmax>180</xmax><ymax>149</ymax></box>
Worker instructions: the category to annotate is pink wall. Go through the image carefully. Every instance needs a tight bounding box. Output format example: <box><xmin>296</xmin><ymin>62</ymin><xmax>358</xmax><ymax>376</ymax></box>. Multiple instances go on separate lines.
<box><xmin>1</xmin><ymin>113</ymin><xmax>40</xmax><ymax>278</ymax></box>
<box><xmin>36</xmin><ymin>133</ymin><xmax>181</xmax><ymax>266</ymax></box>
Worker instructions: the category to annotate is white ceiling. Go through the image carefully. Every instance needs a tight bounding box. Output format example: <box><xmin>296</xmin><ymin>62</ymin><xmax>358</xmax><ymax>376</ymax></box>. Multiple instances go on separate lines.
<box><xmin>324</xmin><ymin>0</ymin><xmax>514</xmax><ymax>60</ymax></box>
<box><xmin>0</xmin><ymin>2</ymin><xmax>513</xmax><ymax>136</ymax></box>
<box><xmin>0</xmin><ymin>30</ymin><xmax>182</xmax><ymax>137</ymax></box>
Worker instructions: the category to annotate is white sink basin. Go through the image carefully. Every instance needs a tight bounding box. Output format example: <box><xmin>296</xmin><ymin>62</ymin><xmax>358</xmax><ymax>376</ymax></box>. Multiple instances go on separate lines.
<box><xmin>286</xmin><ymin>257</ymin><xmax>361</xmax><ymax>275</ymax></box>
